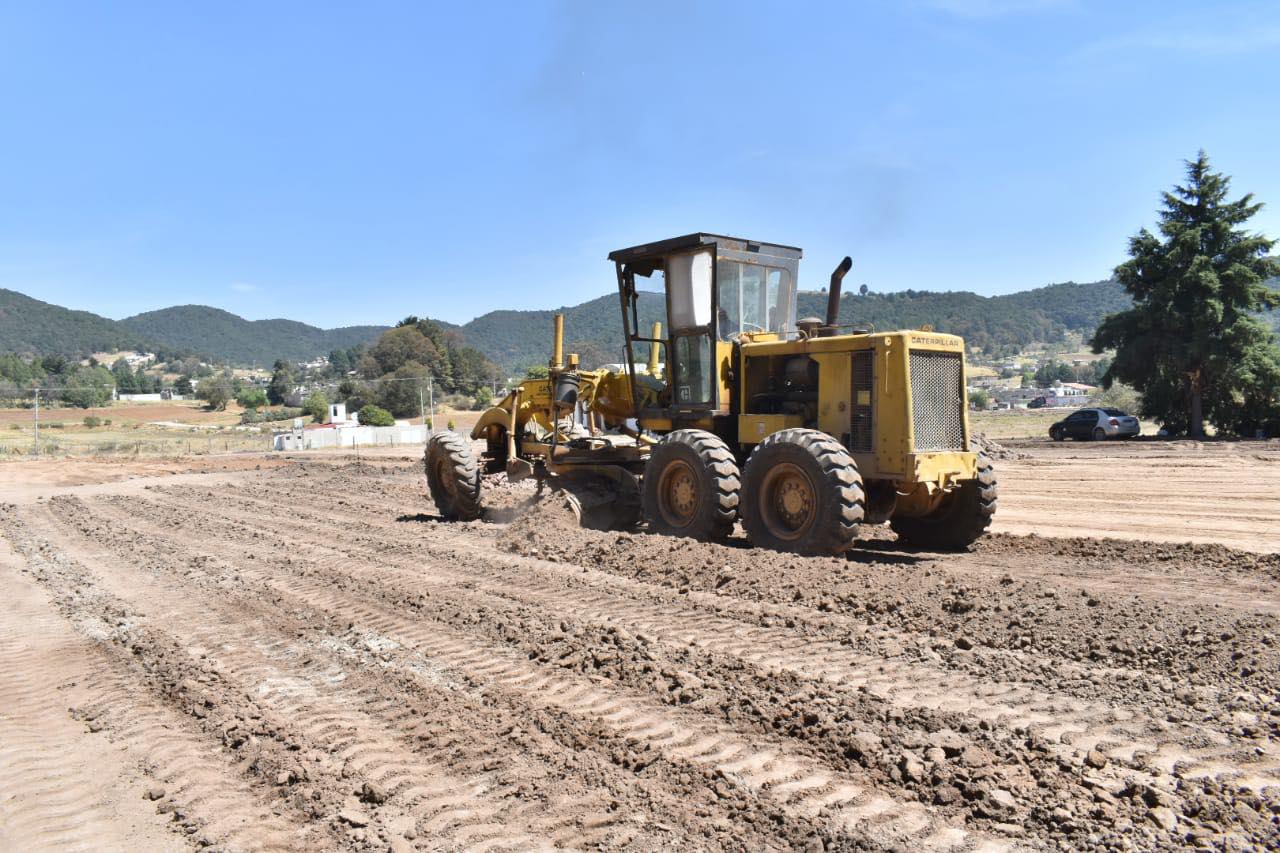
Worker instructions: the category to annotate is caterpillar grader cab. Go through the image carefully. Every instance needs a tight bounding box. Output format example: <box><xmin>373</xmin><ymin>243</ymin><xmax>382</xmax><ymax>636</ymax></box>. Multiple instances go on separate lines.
<box><xmin>425</xmin><ymin>233</ymin><xmax>997</xmax><ymax>554</ymax></box>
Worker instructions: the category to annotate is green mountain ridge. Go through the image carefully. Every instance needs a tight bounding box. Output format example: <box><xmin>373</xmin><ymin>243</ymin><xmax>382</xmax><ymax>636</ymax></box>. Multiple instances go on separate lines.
<box><xmin>0</xmin><ymin>290</ymin><xmax>390</xmax><ymax>364</ymax></box>
<box><xmin>461</xmin><ymin>280</ymin><xmax>1138</xmax><ymax>372</ymax></box>
<box><xmin>5</xmin><ymin>276</ymin><xmax>1275</xmax><ymax>372</ymax></box>
<box><xmin>120</xmin><ymin>305</ymin><xmax>388</xmax><ymax>366</ymax></box>
<box><xmin>1</xmin><ymin>288</ymin><xmax>149</xmax><ymax>357</ymax></box>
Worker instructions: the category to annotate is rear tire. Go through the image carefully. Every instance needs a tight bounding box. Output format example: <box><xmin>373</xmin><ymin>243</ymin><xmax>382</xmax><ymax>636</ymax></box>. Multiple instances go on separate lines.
<box><xmin>890</xmin><ymin>454</ymin><xmax>997</xmax><ymax>551</ymax></box>
<box><xmin>740</xmin><ymin>429</ymin><xmax>865</xmax><ymax>556</ymax></box>
<box><xmin>425</xmin><ymin>432</ymin><xmax>483</xmax><ymax>521</ymax></box>
<box><xmin>1092</xmin><ymin>427</ymin><xmax>1106</xmax><ymax>441</ymax></box>
<box><xmin>642</xmin><ymin>429</ymin><xmax>740</xmax><ymax>541</ymax></box>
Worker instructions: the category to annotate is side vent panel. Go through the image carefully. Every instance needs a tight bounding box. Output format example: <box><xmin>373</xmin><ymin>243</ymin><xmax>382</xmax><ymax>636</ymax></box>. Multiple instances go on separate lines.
<box><xmin>849</xmin><ymin>350</ymin><xmax>874</xmax><ymax>453</ymax></box>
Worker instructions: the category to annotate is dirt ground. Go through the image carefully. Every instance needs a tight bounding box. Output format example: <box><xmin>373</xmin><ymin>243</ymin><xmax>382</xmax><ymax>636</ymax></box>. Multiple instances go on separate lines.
<box><xmin>0</xmin><ymin>438</ymin><xmax>1277</xmax><ymax>851</ymax></box>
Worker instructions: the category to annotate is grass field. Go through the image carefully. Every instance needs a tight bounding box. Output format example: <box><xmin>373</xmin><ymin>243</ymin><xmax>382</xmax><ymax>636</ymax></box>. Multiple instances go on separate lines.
<box><xmin>971</xmin><ymin>406</ymin><xmax>1158</xmax><ymax>439</ymax></box>
<box><xmin>0</xmin><ymin>400</ymin><xmax>272</xmax><ymax>458</ymax></box>
<box><xmin>0</xmin><ymin>424</ymin><xmax>274</xmax><ymax>457</ymax></box>
<box><xmin>970</xmin><ymin>409</ymin><xmax>1062</xmax><ymax>439</ymax></box>
<box><xmin>0</xmin><ymin>398</ymin><xmax>485</xmax><ymax>458</ymax></box>
<box><xmin>0</xmin><ymin>400</ymin><xmax>245</xmax><ymax>427</ymax></box>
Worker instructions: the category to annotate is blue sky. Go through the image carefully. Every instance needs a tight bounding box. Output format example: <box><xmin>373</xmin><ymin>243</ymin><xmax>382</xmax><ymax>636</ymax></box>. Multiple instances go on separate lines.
<box><xmin>1</xmin><ymin>1</ymin><xmax>1277</xmax><ymax>328</ymax></box>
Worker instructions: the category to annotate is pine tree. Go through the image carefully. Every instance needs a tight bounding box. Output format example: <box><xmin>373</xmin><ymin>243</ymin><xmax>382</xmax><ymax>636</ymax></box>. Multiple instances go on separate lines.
<box><xmin>267</xmin><ymin>360</ymin><xmax>295</xmax><ymax>405</ymax></box>
<box><xmin>1092</xmin><ymin>151</ymin><xmax>1280</xmax><ymax>437</ymax></box>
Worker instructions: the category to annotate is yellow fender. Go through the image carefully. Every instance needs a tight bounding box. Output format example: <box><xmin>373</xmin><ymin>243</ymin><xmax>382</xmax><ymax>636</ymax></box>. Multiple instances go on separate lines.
<box><xmin>470</xmin><ymin>405</ymin><xmax>513</xmax><ymax>442</ymax></box>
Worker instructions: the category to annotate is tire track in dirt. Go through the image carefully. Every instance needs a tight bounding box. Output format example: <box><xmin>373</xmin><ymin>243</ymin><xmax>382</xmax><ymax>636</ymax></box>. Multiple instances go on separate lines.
<box><xmin>994</xmin><ymin>451</ymin><xmax>1280</xmax><ymax>553</ymax></box>
<box><xmin>225</xmin><ymin>471</ymin><xmax>1280</xmax><ymax>622</ymax></box>
<box><xmin>32</xmin><ymin>499</ymin><xmax>901</xmax><ymax>850</ymax></box>
<box><xmin>90</xmin><ymin>487</ymin><xmax>1279</xmax><ymax>848</ymax></box>
<box><xmin>6</xmin><ymin>507</ymin><xmax>641</xmax><ymax>852</ymax></box>
<box><xmin>0</xmin><ymin>604</ymin><xmax>126</xmax><ymax>853</ymax></box>
<box><xmin>238</xmin><ymin>474</ymin><xmax>1280</xmax><ymax>617</ymax></box>
<box><xmin>68</xmin><ymin>495</ymin><xmax>1004</xmax><ymax>851</ymax></box>
<box><xmin>20</xmin><ymin>455</ymin><xmax>1280</xmax><ymax>845</ymax></box>
<box><xmin>154</xmin><ymin>486</ymin><xmax>1280</xmax><ymax>800</ymax></box>
<box><xmin>0</xmin><ymin>536</ymin><xmax>306</xmax><ymax>853</ymax></box>
<box><xmin>145</xmin><ymin>479</ymin><xmax>1280</xmax><ymax>845</ymax></box>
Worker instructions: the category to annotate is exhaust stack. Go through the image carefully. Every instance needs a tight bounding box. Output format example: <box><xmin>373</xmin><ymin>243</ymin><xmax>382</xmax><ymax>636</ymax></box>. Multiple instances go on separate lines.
<box><xmin>551</xmin><ymin>313</ymin><xmax>565</xmax><ymax>370</ymax></box>
<box><xmin>825</xmin><ymin>256</ymin><xmax>853</xmax><ymax>330</ymax></box>
<box><xmin>647</xmin><ymin>321</ymin><xmax>662</xmax><ymax>376</ymax></box>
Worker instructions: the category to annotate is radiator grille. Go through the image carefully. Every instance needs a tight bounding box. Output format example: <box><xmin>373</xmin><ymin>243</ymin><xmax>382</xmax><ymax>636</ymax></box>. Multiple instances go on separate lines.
<box><xmin>909</xmin><ymin>351</ymin><xmax>965</xmax><ymax>451</ymax></box>
<box><xmin>849</xmin><ymin>350</ymin><xmax>874</xmax><ymax>452</ymax></box>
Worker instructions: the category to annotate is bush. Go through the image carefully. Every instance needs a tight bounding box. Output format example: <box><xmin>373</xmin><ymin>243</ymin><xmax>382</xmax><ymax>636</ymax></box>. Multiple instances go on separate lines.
<box><xmin>447</xmin><ymin>419</ymin><xmax>456</xmax><ymax>431</ymax></box>
<box><xmin>357</xmin><ymin>405</ymin><xmax>395</xmax><ymax>426</ymax></box>
<box><xmin>83</xmin><ymin>415</ymin><xmax>102</xmax><ymax>428</ymax></box>
<box><xmin>969</xmin><ymin>390</ymin><xmax>990</xmax><ymax>410</ymax></box>
<box><xmin>302</xmin><ymin>392</ymin><xmax>329</xmax><ymax>423</ymax></box>
<box><xmin>104</xmin><ymin>419</ymin><xmax>112</xmax><ymax>425</ymax></box>
<box><xmin>8</xmin><ymin>423</ymin><xmax>20</xmax><ymax>430</ymax></box>
<box><xmin>239</xmin><ymin>406</ymin><xmax>304</xmax><ymax>425</ymax></box>
<box><xmin>236</xmin><ymin>388</ymin><xmax>268</xmax><ymax>410</ymax></box>
<box><xmin>48</xmin><ymin>422</ymin><xmax>65</xmax><ymax>429</ymax></box>
<box><xmin>1094</xmin><ymin>382</ymin><xmax>1141</xmax><ymax>414</ymax></box>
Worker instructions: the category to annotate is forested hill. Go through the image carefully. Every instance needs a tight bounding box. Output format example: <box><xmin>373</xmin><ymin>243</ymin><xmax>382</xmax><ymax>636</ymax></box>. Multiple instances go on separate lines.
<box><xmin>0</xmin><ymin>288</ymin><xmax>149</xmax><ymax>356</ymax></box>
<box><xmin>798</xmin><ymin>279</ymin><xmax>1134</xmax><ymax>357</ymax></box>
<box><xmin>120</xmin><ymin>306</ymin><xmax>387</xmax><ymax>365</ymax></box>
<box><xmin>8</xmin><ymin>276</ymin><xmax>1273</xmax><ymax>372</ymax></box>
<box><xmin>459</xmin><ymin>293</ymin><xmax>666</xmax><ymax>374</ymax></box>
<box><xmin>461</xmin><ymin>279</ymin><xmax>1134</xmax><ymax>371</ymax></box>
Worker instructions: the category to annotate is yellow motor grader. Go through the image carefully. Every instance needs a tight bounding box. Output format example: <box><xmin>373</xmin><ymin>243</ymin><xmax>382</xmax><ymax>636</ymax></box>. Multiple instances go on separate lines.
<box><xmin>425</xmin><ymin>233</ymin><xmax>996</xmax><ymax>554</ymax></box>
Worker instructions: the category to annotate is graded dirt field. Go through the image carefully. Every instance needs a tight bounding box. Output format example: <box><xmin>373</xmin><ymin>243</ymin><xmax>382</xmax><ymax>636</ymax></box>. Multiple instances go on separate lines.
<box><xmin>0</xmin><ymin>439</ymin><xmax>1277</xmax><ymax>851</ymax></box>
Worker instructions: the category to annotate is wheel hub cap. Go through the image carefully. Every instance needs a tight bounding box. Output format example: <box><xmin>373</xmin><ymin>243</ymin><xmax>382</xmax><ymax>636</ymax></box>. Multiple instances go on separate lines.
<box><xmin>659</xmin><ymin>461</ymin><xmax>698</xmax><ymax>525</ymax></box>
<box><xmin>760</xmin><ymin>463</ymin><xmax>816</xmax><ymax>540</ymax></box>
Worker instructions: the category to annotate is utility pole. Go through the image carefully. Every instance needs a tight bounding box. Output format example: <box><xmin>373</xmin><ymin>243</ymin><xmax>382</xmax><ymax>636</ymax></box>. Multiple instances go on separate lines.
<box><xmin>418</xmin><ymin>383</ymin><xmax>427</xmax><ymax>431</ymax></box>
<box><xmin>428</xmin><ymin>378</ymin><xmax>435</xmax><ymax>431</ymax></box>
<box><xmin>33</xmin><ymin>388</ymin><xmax>39</xmax><ymax>456</ymax></box>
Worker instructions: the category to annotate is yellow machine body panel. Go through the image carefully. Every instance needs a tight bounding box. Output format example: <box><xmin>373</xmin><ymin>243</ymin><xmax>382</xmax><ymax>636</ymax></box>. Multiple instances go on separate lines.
<box><xmin>736</xmin><ymin>329</ymin><xmax>977</xmax><ymax>488</ymax></box>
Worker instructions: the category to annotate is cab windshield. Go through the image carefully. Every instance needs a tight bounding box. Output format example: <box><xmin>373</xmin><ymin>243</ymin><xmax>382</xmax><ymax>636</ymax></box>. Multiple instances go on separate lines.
<box><xmin>716</xmin><ymin>259</ymin><xmax>792</xmax><ymax>340</ymax></box>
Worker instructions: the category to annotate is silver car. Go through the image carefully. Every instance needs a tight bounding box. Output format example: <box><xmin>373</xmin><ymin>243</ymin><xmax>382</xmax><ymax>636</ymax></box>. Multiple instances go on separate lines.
<box><xmin>1049</xmin><ymin>407</ymin><xmax>1141</xmax><ymax>441</ymax></box>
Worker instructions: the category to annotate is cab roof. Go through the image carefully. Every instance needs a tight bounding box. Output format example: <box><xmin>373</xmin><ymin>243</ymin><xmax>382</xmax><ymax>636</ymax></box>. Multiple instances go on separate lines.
<box><xmin>607</xmin><ymin>233</ymin><xmax>802</xmax><ymax>276</ymax></box>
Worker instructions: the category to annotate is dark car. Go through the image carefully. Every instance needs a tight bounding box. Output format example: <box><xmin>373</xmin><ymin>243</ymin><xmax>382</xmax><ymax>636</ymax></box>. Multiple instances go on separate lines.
<box><xmin>1049</xmin><ymin>408</ymin><xmax>1141</xmax><ymax>441</ymax></box>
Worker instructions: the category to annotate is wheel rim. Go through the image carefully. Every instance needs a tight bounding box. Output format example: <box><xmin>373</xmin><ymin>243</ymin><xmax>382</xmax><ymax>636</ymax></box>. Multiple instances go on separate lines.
<box><xmin>759</xmin><ymin>462</ymin><xmax>817</xmax><ymax>541</ymax></box>
<box><xmin>434</xmin><ymin>456</ymin><xmax>457</xmax><ymax>498</ymax></box>
<box><xmin>657</xmin><ymin>459</ymin><xmax>698</xmax><ymax>527</ymax></box>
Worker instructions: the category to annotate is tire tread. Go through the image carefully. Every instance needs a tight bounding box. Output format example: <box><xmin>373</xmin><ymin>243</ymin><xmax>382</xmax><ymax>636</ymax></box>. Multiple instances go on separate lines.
<box><xmin>425</xmin><ymin>432</ymin><xmax>483</xmax><ymax>521</ymax></box>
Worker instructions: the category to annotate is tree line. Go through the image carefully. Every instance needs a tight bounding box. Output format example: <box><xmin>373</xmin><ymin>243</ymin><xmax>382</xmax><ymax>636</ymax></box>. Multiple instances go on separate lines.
<box><xmin>260</xmin><ymin>316</ymin><xmax>501</xmax><ymax>422</ymax></box>
<box><xmin>1</xmin><ymin>354</ymin><xmax>130</xmax><ymax>408</ymax></box>
<box><xmin>1092</xmin><ymin>151</ymin><xmax>1280</xmax><ymax>437</ymax></box>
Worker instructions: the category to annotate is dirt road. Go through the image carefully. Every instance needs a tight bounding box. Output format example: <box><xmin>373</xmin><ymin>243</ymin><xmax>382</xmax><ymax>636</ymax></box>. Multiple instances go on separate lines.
<box><xmin>0</xmin><ymin>441</ymin><xmax>1276</xmax><ymax>850</ymax></box>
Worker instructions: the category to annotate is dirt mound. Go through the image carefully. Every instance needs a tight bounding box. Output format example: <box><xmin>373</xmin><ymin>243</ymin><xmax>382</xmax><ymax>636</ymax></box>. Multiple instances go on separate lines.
<box><xmin>970</xmin><ymin>432</ymin><xmax>1029</xmax><ymax>460</ymax></box>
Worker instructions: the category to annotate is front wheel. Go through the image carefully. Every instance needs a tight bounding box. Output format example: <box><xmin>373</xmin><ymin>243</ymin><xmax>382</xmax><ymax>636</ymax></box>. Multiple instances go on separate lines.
<box><xmin>1050</xmin><ymin>426</ymin><xmax>1064</xmax><ymax>442</ymax></box>
<box><xmin>890</xmin><ymin>454</ymin><xmax>997</xmax><ymax>551</ymax></box>
<box><xmin>641</xmin><ymin>430</ymin><xmax>740</xmax><ymax>541</ymax></box>
<box><xmin>425</xmin><ymin>432</ymin><xmax>483</xmax><ymax>520</ymax></box>
<box><xmin>740</xmin><ymin>429</ymin><xmax>865</xmax><ymax>556</ymax></box>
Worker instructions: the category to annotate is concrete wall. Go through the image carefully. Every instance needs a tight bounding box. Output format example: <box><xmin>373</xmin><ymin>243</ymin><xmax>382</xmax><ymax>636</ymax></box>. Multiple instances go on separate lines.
<box><xmin>116</xmin><ymin>393</ymin><xmax>187</xmax><ymax>402</ymax></box>
<box><xmin>273</xmin><ymin>424</ymin><xmax>431</xmax><ymax>451</ymax></box>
